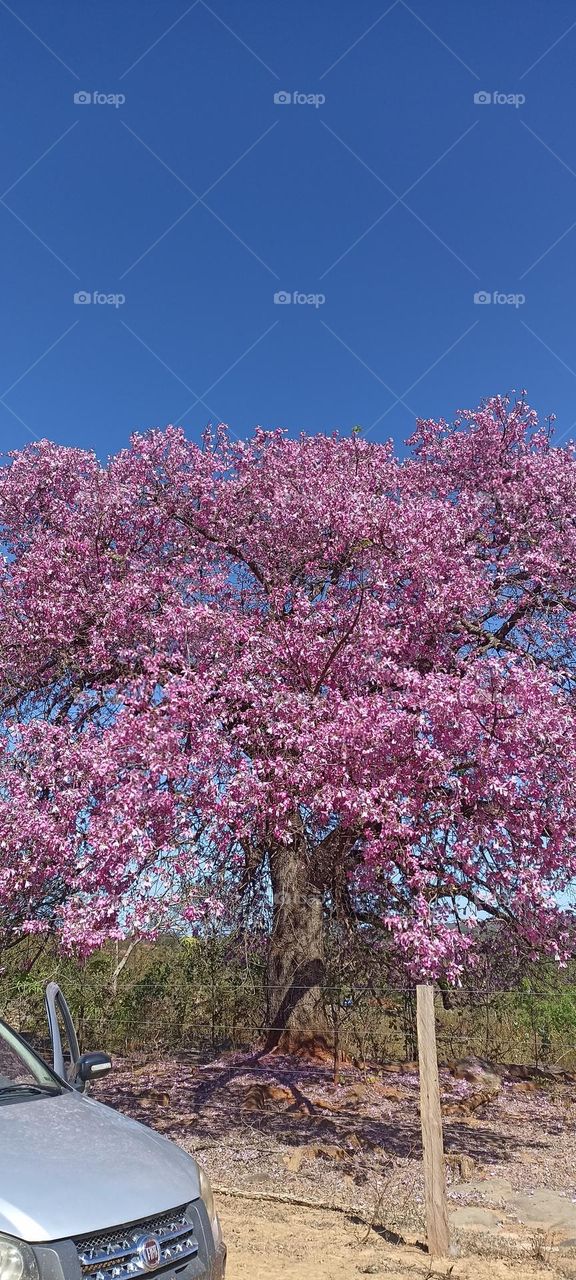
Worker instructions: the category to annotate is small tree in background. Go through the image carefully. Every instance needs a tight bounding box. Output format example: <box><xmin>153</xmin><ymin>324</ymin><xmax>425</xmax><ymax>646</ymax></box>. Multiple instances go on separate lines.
<box><xmin>0</xmin><ymin>394</ymin><xmax>575</xmax><ymax>1048</ymax></box>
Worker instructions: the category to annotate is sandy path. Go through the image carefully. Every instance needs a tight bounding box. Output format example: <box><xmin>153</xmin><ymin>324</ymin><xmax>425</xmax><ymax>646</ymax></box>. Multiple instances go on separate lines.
<box><xmin>218</xmin><ymin>1195</ymin><xmax>559</xmax><ymax>1280</ymax></box>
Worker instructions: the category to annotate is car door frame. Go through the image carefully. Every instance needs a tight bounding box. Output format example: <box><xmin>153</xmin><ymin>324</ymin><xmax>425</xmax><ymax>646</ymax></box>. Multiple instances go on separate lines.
<box><xmin>44</xmin><ymin>981</ymin><xmax>81</xmax><ymax>1084</ymax></box>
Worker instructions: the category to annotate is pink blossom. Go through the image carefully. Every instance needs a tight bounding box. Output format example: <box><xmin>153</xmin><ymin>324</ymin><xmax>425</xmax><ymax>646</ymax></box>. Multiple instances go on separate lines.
<box><xmin>0</xmin><ymin>395</ymin><xmax>575</xmax><ymax>975</ymax></box>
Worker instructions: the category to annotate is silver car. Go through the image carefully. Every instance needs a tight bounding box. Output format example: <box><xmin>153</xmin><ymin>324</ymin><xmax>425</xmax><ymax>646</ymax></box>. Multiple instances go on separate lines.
<box><xmin>0</xmin><ymin>984</ymin><xmax>226</xmax><ymax>1280</ymax></box>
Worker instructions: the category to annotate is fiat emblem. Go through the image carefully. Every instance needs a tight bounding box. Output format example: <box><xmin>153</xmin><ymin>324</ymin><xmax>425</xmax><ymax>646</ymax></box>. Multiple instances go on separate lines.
<box><xmin>137</xmin><ymin>1236</ymin><xmax>161</xmax><ymax>1271</ymax></box>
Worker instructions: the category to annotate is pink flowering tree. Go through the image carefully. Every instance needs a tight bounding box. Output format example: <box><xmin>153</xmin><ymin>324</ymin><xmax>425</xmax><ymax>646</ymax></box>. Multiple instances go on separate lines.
<box><xmin>0</xmin><ymin>394</ymin><xmax>575</xmax><ymax>1047</ymax></box>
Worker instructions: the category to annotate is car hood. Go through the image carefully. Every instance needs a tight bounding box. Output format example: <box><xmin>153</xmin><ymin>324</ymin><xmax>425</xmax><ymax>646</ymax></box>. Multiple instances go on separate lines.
<box><xmin>0</xmin><ymin>1091</ymin><xmax>200</xmax><ymax>1241</ymax></box>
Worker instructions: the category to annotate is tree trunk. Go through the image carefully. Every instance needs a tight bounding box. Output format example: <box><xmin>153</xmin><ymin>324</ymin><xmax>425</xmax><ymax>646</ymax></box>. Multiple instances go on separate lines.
<box><xmin>264</xmin><ymin>840</ymin><xmax>328</xmax><ymax>1054</ymax></box>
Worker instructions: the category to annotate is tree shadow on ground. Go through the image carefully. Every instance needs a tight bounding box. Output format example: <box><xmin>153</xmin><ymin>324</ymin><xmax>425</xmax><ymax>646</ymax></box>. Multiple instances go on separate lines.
<box><xmin>98</xmin><ymin>1050</ymin><xmax>549</xmax><ymax>1169</ymax></box>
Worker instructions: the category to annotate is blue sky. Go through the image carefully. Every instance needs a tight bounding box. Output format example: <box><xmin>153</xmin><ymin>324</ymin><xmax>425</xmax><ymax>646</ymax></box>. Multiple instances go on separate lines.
<box><xmin>1</xmin><ymin>0</ymin><xmax>575</xmax><ymax>459</ymax></box>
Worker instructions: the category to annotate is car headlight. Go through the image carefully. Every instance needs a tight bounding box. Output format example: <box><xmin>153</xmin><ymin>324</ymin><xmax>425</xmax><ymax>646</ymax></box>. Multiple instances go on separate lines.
<box><xmin>0</xmin><ymin>1236</ymin><xmax>38</xmax><ymax>1280</ymax></box>
<box><xmin>198</xmin><ymin>1167</ymin><xmax>221</xmax><ymax>1245</ymax></box>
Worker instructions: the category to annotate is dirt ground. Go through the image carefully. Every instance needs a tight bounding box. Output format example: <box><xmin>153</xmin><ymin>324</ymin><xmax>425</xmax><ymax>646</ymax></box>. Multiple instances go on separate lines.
<box><xmin>100</xmin><ymin>1049</ymin><xmax>576</xmax><ymax>1215</ymax></box>
<box><xmin>99</xmin><ymin>1050</ymin><xmax>576</xmax><ymax>1278</ymax></box>
<box><xmin>219</xmin><ymin>1195</ymin><xmax>565</xmax><ymax>1280</ymax></box>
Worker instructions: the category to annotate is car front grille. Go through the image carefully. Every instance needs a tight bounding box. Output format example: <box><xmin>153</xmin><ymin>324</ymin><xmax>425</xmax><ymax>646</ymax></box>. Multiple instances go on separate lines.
<box><xmin>75</xmin><ymin>1205</ymin><xmax>198</xmax><ymax>1280</ymax></box>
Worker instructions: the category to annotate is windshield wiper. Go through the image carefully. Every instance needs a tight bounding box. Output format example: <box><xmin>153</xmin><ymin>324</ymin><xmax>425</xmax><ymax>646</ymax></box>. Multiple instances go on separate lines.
<box><xmin>0</xmin><ymin>1083</ymin><xmax>61</xmax><ymax>1097</ymax></box>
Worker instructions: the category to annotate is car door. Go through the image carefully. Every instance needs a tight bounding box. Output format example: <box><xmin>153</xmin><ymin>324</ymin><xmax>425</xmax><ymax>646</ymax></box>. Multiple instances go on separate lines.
<box><xmin>44</xmin><ymin>982</ymin><xmax>112</xmax><ymax>1091</ymax></box>
<box><xmin>44</xmin><ymin>981</ymin><xmax>81</xmax><ymax>1083</ymax></box>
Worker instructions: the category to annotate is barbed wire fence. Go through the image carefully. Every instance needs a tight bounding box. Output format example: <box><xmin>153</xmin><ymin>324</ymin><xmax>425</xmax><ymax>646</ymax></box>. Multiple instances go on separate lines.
<box><xmin>5</xmin><ymin>979</ymin><xmax>576</xmax><ymax>1074</ymax></box>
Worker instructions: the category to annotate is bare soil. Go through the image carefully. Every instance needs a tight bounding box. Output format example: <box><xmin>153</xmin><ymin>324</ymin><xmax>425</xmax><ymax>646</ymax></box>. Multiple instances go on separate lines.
<box><xmin>99</xmin><ymin>1049</ymin><xmax>576</xmax><ymax>1277</ymax></box>
<box><xmin>219</xmin><ymin>1195</ymin><xmax>565</xmax><ymax>1279</ymax></box>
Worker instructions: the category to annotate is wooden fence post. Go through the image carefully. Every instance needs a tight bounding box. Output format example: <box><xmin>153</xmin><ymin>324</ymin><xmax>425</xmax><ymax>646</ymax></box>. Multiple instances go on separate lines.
<box><xmin>416</xmin><ymin>983</ymin><xmax>450</xmax><ymax>1257</ymax></box>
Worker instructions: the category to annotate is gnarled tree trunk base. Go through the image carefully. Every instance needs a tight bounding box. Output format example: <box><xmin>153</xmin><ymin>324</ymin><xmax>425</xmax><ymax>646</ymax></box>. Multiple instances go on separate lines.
<box><xmin>263</xmin><ymin>1031</ymin><xmax>336</xmax><ymax>1063</ymax></box>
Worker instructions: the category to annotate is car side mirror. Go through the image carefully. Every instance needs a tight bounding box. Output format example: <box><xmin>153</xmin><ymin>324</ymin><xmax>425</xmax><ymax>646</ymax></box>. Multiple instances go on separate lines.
<box><xmin>73</xmin><ymin>1051</ymin><xmax>112</xmax><ymax>1091</ymax></box>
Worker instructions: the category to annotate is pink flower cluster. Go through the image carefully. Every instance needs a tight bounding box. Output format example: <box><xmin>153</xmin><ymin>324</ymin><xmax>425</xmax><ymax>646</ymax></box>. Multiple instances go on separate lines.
<box><xmin>0</xmin><ymin>395</ymin><xmax>574</xmax><ymax>977</ymax></box>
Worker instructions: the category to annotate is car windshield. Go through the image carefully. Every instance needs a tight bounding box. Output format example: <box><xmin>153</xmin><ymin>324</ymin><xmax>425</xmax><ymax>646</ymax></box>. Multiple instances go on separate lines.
<box><xmin>0</xmin><ymin>1019</ymin><xmax>63</xmax><ymax>1099</ymax></box>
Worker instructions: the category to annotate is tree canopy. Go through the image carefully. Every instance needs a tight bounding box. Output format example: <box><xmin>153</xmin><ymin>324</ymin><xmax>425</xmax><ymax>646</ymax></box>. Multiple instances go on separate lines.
<box><xmin>1</xmin><ymin>394</ymin><xmax>575</xmax><ymax>994</ymax></box>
